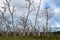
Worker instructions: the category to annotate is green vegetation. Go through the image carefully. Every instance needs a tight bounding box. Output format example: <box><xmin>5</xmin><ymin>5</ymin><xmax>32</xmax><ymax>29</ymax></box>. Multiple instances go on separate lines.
<box><xmin>0</xmin><ymin>34</ymin><xmax>60</xmax><ymax>40</ymax></box>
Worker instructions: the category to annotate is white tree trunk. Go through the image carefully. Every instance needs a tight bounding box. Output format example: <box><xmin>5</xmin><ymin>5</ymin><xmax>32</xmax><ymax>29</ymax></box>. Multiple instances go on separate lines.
<box><xmin>38</xmin><ymin>32</ymin><xmax>40</xmax><ymax>36</ymax></box>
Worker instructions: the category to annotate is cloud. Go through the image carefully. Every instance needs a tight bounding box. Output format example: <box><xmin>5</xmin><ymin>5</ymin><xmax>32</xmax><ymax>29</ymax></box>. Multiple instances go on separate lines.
<box><xmin>49</xmin><ymin>0</ymin><xmax>60</xmax><ymax>7</ymax></box>
<box><xmin>0</xmin><ymin>0</ymin><xmax>60</xmax><ymax>31</ymax></box>
<box><xmin>0</xmin><ymin>0</ymin><xmax>4</xmax><ymax>6</ymax></box>
<box><xmin>53</xmin><ymin>8</ymin><xmax>60</xmax><ymax>14</ymax></box>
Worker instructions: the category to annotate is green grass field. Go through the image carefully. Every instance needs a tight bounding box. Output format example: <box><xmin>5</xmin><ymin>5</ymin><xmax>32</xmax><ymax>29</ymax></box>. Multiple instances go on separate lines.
<box><xmin>0</xmin><ymin>34</ymin><xmax>60</xmax><ymax>40</ymax></box>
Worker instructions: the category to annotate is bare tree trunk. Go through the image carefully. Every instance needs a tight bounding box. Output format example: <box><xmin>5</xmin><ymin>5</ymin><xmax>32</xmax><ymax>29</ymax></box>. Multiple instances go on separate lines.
<box><xmin>23</xmin><ymin>28</ymin><xmax>26</xmax><ymax>36</ymax></box>
<box><xmin>38</xmin><ymin>26</ymin><xmax>40</xmax><ymax>36</ymax></box>
<box><xmin>27</xmin><ymin>27</ymin><xmax>30</xmax><ymax>36</ymax></box>
<box><xmin>11</xmin><ymin>13</ymin><xmax>14</xmax><ymax>31</ymax></box>
<box><xmin>5</xmin><ymin>23</ymin><xmax>8</xmax><ymax>36</ymax></box>
<box><xmin>46</xmin><ymin>9</ymin><xmax>48</xmax><ymax>36</ymax></box>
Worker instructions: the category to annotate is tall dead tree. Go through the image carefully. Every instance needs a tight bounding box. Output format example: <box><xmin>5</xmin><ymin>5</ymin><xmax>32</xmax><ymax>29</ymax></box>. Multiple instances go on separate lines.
<box><xmin>34</xmin><ymin>0</ymin><xmax>41</xmax><ymax>36</ymax></box>
<box><xmin>4</xmin><ymin>0</ymin><xmax>15</xmax><ymax>33</ymax></box>
<box><xmin>22</xmin><ymin>0</ymin><xmax>35</xmax><ymax>36</ymax></box>
<box><xmin>45</xmin><ymin>9</ymin><xmax>48</xmax><ymax>35</ymax></box>
<box><xmin>0</xmin><ymin>6</ymin><xmax>6</xmax><ymax>35</ymax></box>
<box><xmin>46</xmin><ymin>9</ymin><xmax>54</xmax><ymax>35</ymax></box>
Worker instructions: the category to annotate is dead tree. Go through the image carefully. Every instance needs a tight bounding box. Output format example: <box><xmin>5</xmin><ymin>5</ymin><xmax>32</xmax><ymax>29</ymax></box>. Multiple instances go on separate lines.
<box><xmin>34</xmin><ymin>0</ymin><xmax>41</xmax><ymax>36</ymax></box>
<box><xmin>43</xmin><ymin>8</ymin><xmax>54</xmax><ymax>36</ymax></box>
<box><xmin>45</xmin><ymin>9</ymin><xmax>48</xmax><ymax>35</ymax></box>
<box><xmin>0</xmin><ymin>6</ymin><xmax>7</xmax><ymax>35</ymax></box>
<box><xmin>22</xmin><ymin>0</ymin><xmax>35</xmax><ymax>36</ymax></box>
<box><xmin>4</xmin><ymin>0</ymin><xmax>15</xmax><ymax>33</ymax></box>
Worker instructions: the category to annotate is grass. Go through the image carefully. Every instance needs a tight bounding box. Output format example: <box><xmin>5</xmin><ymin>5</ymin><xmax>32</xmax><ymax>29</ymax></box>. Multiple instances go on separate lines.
<box><xmin>0</xmin><ymin>34</ymin><xmax>60</xmax><ymax>40</ymax></box>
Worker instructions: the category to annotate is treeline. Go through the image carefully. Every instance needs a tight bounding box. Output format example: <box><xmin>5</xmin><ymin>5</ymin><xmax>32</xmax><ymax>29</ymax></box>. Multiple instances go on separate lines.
<box><xmin>0</xmin><ymin>0</ymin><xmax>55</xmax><ymax>36</ymax></box>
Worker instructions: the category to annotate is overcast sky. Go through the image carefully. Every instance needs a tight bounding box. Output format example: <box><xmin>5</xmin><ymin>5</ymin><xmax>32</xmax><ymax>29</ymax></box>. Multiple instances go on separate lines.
<box><xmin>0</xmin><ymin>0</ymin><xmax>60</xmax><ymax>31</ymax></box>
